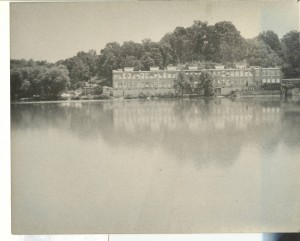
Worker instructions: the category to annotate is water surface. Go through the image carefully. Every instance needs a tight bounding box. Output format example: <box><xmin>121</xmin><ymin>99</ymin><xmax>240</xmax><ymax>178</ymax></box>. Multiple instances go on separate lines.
<box><xmin>11</xmin><ymin>97</ymin><xmax>300</xmax><ymax>233</ymax></box>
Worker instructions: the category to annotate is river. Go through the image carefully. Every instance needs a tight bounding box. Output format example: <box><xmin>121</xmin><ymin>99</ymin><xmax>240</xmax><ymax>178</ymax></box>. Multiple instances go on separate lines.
<box><xmin>11</xmin><ymin>97</ymin><xmax>300</xmax><ymax>233</ymax></box>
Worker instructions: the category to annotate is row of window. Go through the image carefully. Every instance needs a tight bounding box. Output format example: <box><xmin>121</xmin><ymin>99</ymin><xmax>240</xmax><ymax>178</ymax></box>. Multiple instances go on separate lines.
<box><xmin>114</xmin><ymin>81</ymin><xmax>173</xmax><ymax>89</ymax></box>
<box><xmin>113</xmin><ymin>69</ymin><xmax>281</xmax><ymax>80</ymax></box>
<box><xmin>262</xmin><ymin>78</ymin><xmax>281</xmax><ymax>83</ymax></box>
<box><xmin>113</xmin><ymin>77</ymin><xmax>281</xmax><ymax>89</ymax></box>
<box><xmin>213</xmin><ymin>79</ymin><xmax>252</xmax><ymax>85</ymax></box>
<box><xmin>114</xmin><ymin>72</ymin><xmax>177</xmax><ymax>80</ymax></box>
<box><xmin>208</xmin><ymin>70</ymin><xmax>253</xmax><ymax>77</ymax></box>
<box><xmin>261</xmin><ymin>69</ymin><xmax>281</xmax><ymax>76</ymax></box>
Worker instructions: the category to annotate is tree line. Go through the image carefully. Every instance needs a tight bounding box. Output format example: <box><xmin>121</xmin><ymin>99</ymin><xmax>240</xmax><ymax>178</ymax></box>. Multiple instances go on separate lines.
<box><xmin>11</xmin><ymin>21</ymin><xmax>300</xmax><ymax>100</ymax></box>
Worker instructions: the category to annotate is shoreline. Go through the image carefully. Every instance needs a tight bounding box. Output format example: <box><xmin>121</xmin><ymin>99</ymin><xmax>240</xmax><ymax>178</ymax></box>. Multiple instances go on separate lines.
<box><xmin>11</xmin><ymin>94</ymin><xmax>285</xmax><ymax>104</ymax></box>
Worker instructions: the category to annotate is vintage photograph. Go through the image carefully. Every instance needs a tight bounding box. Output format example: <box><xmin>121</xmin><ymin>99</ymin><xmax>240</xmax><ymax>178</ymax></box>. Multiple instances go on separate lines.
<box><xmin>10</xmin><ymin>0</ymin><xmax>300</xmax><ymax>234</ymax></box>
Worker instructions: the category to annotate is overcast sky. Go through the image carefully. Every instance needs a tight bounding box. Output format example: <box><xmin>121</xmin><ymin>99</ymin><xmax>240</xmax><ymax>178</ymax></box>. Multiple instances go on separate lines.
<box><xmin>10</xmin><ymin>0</ymin><xmax>299</xmax><ymax>62</ymax></box>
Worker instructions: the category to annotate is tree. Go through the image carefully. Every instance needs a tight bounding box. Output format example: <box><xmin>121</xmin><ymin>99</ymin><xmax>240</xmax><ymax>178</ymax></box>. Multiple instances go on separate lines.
<box><xmin>258</xmin><ymin>30</ymin><xmax>281</xmax><ymax>53</ymax></box>
<box><xmin>198</xmin><ymin>72</ymin><xmax>215</xmax><ymax>97</ymax></box>
<box><xmin>60</xmin><ymin>50</ymin><xmax>99</xmax><ymax>88</ymax></box>
<box><xmin>186</xmin><ymin>21</ymin><xmax>209</xmax><ymax>61</ymax></box>
<box><xmin>20</xmin><ymin>80</ymin><xmax>32</xmax><ymax>97</ymax></box>
<box><xmin>158</xmin><ymin>43</ymin><xmax>174</xmax><ymax>68</ymax></box>
<box><xmin>98</xmin><ymin>42</ymin><xmax>122</xmax><ymax>86</ymax></box>
<box><xmin>141</xmin><ymin>39</ymin><xmax>164</xmax><ymax>69</ymax></box>
<box><xmin>123</xmin><ymin>55</ymin><xmax>143</xmax><ymax>70</ymax></box>
<box><xmin>173</xmin><ymin>71</ymin><xmax>190</xmax><ymax>96</ymax></box>
<box><xmin>10</xmin><ymin>68</ymin><xmax>23</xmax><ymax>100</ymax></box>
<box><xmin>10</xmin><ymin>59</ymin><xmax>71</xmax><ymax>100</ymax></box>
<box><xmin>281</xmin><ymin>30</ymin><xmax>300</xmax><ymax>78</ymax></box>
<box><xmin>214</xmin><ymin>21</ymin><xmax>247</xmax><ymax>63</ymax></box>
<box><xmin>40</xmin><ymin>65</ymin><xmax>70</xmax><ymax>98</ymax></box>
<box><xmin>121</xmin><ymin>41</ymin><xmax>145</xmax><ymax>61</ymax></box>
<box><xmin>245</xmin><ymin>39</ymin><xmax>283</xmax><ymax>67</ymax></box>
<box><xmin>161</xmin><ymin>27</ymin><xmax>191</xmax><ymax>64</ymax></box>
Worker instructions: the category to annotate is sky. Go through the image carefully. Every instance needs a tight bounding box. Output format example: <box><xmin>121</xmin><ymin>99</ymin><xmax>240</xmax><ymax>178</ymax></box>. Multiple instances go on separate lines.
<box><xmin>10</xmin><ymin>0</ymin><xmax>300</xmax><ymax>63</ymax></box>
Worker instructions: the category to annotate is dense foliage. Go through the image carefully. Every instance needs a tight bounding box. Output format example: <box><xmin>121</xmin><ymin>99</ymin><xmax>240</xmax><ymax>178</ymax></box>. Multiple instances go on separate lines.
<box><xmin>198</xmin><ymin>72</ymin><xmax>215</xmax><ymax>97</ymax></box>
<box><xmin>11</xmin><ymin>59</ymin><xmax>70</xmax><ymax>100</ymax></box>
<box><xmin>11</xmin><ymin>21</ymin><xmax>300</xmax><ymax>100</ymax></box>
<box><xmin>281</xmin><ymin>31</ymin><xmax>300</xmax><ymax>78</ymax></box>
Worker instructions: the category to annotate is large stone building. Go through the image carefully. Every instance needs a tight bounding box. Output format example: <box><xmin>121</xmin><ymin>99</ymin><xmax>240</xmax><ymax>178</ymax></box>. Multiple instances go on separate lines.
<box><xmin>112</xmin><ymin>65</ymin><xmax>282</xmax><ymax>97</ymax></box>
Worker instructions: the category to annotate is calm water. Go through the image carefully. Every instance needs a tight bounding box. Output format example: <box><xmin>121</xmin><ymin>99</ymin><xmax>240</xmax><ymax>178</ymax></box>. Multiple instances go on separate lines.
<box><xmin>11</xmin><ymin>97</ymin><xmax>300</xmax><ymax>233</ymax></box>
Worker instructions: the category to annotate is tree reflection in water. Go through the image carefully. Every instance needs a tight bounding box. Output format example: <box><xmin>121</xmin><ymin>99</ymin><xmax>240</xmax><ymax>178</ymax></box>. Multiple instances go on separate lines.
<box><xmin>11</xmin><ymin>97</ymin><xmax>300</xmax><ymax>168</ymax></box>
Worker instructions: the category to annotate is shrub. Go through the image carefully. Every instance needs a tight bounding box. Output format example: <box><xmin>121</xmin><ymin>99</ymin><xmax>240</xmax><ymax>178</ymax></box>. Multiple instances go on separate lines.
<box><xmin>80</xmin><ymin>95</ymin><xmax>89</xmax><ymax>100</ymax></box>
<box><xmin>71</xmin><ymin>96</ymin><xmax>80</xmax><ymax>100</ymax></box>
<box><xmin>124</xmin><ymin>94</ymin><xmax>134</xmax><ymax>99</ymax></box>
<box><xmin>138</xmin><ymin>92</ymin><xmax>147</xmax><ymax>99</ymax></box>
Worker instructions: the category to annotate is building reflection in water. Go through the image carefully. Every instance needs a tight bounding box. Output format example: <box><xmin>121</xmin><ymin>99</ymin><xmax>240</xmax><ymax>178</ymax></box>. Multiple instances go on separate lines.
<box><xmin>11</xmin><ymin>98</ymin><xmax>300</xmax><ymax>169</ymax></box>
<box><xmin>11</xmin><ymin>98</ymin><xmax>300</xmax><ymax>233</ymax></box>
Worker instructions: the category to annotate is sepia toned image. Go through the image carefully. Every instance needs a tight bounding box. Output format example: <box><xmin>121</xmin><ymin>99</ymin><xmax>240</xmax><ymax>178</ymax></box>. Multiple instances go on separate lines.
<box><xmin>10</xmin><ymin>0</ymin><xmax>300</xmax><ymax>234</ymax></box>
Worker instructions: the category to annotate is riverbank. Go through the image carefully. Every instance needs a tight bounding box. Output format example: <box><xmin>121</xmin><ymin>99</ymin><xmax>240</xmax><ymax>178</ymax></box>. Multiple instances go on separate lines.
<box><xmin>12</xmin><ymin>94</ymin><xmax>286</xmax><ymax>104</ymax></box>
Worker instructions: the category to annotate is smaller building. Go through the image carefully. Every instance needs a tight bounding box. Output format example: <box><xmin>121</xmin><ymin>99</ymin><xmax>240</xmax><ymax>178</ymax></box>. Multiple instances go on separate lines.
<box><xmin>82</xmin><ymin>83</ymin><xmax>101</xmax><ymax>95</ymax></box>
<box><xmin>215</xmin><ymin>65</ymin><xmax>225</xmax><ymax>70</ymax></box>
<box><xmin>102</xmin><ymin>86</ymin><xmax>113</xmax><ymax>96</ymax></box>
<box><xmin>235</xmin><ymin>62</ymin><xmax>248</xmax><ymax>69</ymax></box>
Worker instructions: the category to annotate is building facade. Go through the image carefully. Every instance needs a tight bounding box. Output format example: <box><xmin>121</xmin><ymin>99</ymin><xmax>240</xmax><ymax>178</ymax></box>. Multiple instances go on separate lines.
<box><xmin>112</xmin><ymin>66</ymin><xmax>282</xmax><ymax>97</ymax></box>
